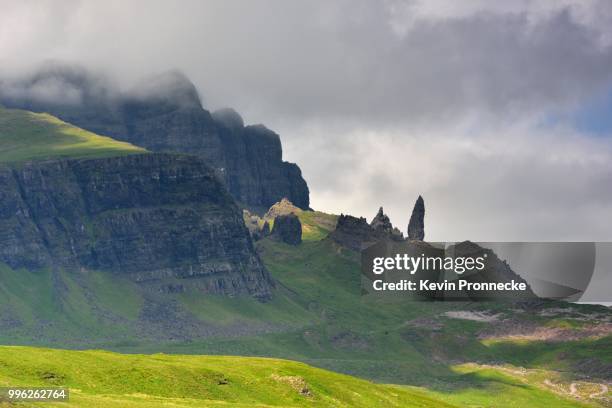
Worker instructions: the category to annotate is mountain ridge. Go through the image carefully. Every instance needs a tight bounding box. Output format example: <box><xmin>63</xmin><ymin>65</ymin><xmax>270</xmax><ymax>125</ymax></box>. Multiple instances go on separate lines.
<box><xmin>0</xmin><ymin>66</ymin><xmax>310</xmax><ymax>211</ymax></box>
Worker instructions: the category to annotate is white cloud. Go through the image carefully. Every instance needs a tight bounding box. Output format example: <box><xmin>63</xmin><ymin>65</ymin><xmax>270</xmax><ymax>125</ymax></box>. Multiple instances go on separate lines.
<box><xmin>283</xmin><ymin>119</ymin><xmax>612</xmax><ymax>240</ymax></box>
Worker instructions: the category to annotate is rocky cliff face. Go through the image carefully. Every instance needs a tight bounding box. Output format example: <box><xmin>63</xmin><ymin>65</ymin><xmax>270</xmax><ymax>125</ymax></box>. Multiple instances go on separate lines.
<box><xmin>0</xmin><ymin>67</ymin><xmax>310</xmax><ymax>212</ymax></box>
<box><xmin>0</xmin><ymin>153</ymin><xmax>273</xmax><ymax>298</ymax></box>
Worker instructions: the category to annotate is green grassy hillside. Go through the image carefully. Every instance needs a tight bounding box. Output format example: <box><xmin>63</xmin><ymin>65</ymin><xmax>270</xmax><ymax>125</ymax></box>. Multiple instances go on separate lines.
<box><xmin>298</xmin><ymin>211</ymin><xmax>338</xmax><ymax>241</ymax></box>
<box><xmin>0</xmin><ymin>210</ymin><xmax>609</xmax><ymax>407</ymax></box>
<box><xmin>0</xmin><ymin>346</ymin><xmax>452</xmax><ymax>407</ymax></box>
<box><xmin>0</xmin><ymin>108</ymin><xmax>146</xmax><ymax>163</ymax></box>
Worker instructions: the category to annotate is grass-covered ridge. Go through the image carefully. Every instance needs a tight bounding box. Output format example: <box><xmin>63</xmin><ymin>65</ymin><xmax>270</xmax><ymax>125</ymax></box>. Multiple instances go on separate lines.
<box><xmin>0</xmin><ymin>345</ymin><xmax>452</xmax><ymax>407</ymax></box>
<box><xmin>0</xmin><ymin>108</ymin><xmax>146</xmax><ymax>163</ymax></box>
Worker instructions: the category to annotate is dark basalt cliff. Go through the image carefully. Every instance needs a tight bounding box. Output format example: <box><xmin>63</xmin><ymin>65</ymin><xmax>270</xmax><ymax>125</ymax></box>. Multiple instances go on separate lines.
<box><xmin>0</xmin><ymin>153</ymin><xmax>272</xmax><ymax>298</ymax></box>
<box><xmin>0</xmin><ymin>68</ymin><xmax>310</xmax><ymax>212</ymax></box>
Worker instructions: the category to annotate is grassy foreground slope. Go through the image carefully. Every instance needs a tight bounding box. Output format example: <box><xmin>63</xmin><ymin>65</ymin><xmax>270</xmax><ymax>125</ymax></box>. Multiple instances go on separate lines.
<box><xmin>0</xmin><ymin>346</ymin><xmax>452</xmax><ymax>408</ymax></box>
<box><xmin>120</xmin><ymin>238</ymin><xmax>607</xmax><ymax>407</ymax></box>
<box><xmin>0</xmin><ymin>107</ymin><xmax>146</xmax><ymax>162</ymax></box>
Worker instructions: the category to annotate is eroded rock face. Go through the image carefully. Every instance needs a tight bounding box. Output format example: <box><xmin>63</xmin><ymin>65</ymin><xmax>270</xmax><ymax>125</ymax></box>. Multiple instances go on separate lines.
<box><xmin>0</xmin><ymin>67</ymin><xmax>310</xmax><ymax>211</ymax></box>
<box><xmin>370</xmin><ymin>207</ymin><xmax>393</xmax><ymax>233</ymax></box>
<box><xmin>270</xmin><ymin>214</ymin><xmax>302</xmax><ymax>245</ymax></box>
<box><xmin>407</xmin><ymin>195</ymin><xmax>425</xmax><ymax>240</ymax></box>
<box><xmin>0</xmin><ymin>153</ymin><xmax>273</xmax><ymax>298</ymax></box>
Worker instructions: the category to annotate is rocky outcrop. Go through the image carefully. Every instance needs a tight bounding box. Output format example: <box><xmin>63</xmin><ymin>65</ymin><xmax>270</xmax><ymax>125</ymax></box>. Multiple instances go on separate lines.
<box><xmin>0</xmin><ymin>67</ymin><xmax>310</xmax><ymax>211</ymax></box>
<box><xmin>370</xmin><ymin>207</ymin><xmax>392</xmax><ymax>233</ymax></box>
<box><xmin>407</xmin><ymin>195</ymin><xmax>425</xmax><ymax>240</ymax></box>
<box><xmin>245</xmin><ymin>198</ymin><xmax>303</xmax><ymax>241</ymax></box>
<box><xmin>265</xmin><ymin>197</ymin><xmax>302</xmax><ymax>219</ymax></box>
<box><xmin>330</xmin><ymin>215</ymin><xmax>378</xmax><ymax>251</ymax></box>
<box><xmin>370</xmin><ymin>207</ymin><xmax>403</xmax><ymax>239</ymax></box>
<box><xmin>330</xmin><ymin>212</ymin><xmax>403</xmax><ymax>251</ymax></box>
<box><xmin>0</xmin><ymin>153</ymin><xmax>273</xmax><ymax>298</ymax></box>
<box><xmin>436</xmin><ymin>241</ymin><xmax>536</xmax><ymax>300</ymax></box>
<box><xmin>270</xmin><ymin>214</ymin><xmax>302</xmax><ymax>245</ymax></box>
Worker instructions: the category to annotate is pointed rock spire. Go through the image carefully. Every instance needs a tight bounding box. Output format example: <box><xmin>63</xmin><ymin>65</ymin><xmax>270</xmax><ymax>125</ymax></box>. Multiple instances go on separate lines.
<box><xmin>370</xmin><ymin>206</ymin><xmax>393</xmax><ymax>233</ymax></box>
<box><xmin>407</xmin><ymin>195</ymin><xmax>425</xmax><ymax>240</ymax></box>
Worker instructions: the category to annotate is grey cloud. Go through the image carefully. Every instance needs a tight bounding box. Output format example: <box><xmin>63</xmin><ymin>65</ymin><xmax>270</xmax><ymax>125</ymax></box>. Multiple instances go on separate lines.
<box><xmin>2</xmin><ymin>76</ymin><xmax>83</xmax><ymax>105</ymax></box>
<box><xmin>0</xmin><ymin>63</ymin><xmax>204</xmax><ymax>112</ymax></box>
<box><xmin>201</xmin><ymin>2</ymin><xmax>612</xmax><ymax>127</ymax></box>
<box><xmin>2</xmin><ymin>1</ymin><xmax>612</xmax><ymax>126</ymax></box>
<box><xmin>285</xmin><ymin>124</ymin><xmax>612</xmax><ymax>241</ymax></box>
<box><xmin>0</xmin><ymin>62</ymin><xmax>118</xmax><ymax>107</ymax></box>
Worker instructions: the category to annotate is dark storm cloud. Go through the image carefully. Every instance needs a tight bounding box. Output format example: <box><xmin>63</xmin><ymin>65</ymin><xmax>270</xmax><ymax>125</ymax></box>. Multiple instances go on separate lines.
<box><xmin>2</xmin><ymin>1</ymin><xmax>612</xmax><ymax>124</ymax></box>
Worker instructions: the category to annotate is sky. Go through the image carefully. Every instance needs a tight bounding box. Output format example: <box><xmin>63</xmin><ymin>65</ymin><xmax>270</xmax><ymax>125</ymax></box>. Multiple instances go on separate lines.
<box><xmin>2</xmin><ymin>0</ymin><xmax>612</xmax><ymax>242</ymax></box>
